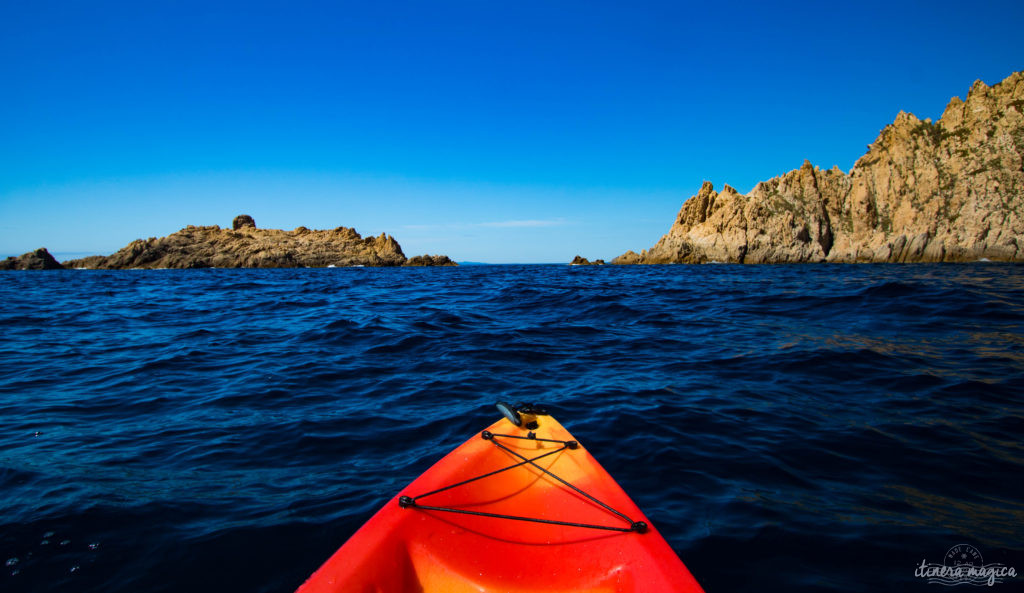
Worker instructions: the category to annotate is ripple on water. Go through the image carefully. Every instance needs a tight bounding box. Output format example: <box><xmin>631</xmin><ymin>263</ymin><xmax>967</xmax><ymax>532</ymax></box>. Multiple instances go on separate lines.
<box><xmin>1</xmin><ymin>264</ymin><xmax>1022</xmax><ymax>593</ymax></box>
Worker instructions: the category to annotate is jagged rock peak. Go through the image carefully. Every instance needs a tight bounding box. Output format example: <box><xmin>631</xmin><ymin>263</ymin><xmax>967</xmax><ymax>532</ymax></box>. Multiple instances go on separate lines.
<box><xmin>614</xmin><ymin>70</ymin><xmax>1024</xmax><ymax>264</ymax></box>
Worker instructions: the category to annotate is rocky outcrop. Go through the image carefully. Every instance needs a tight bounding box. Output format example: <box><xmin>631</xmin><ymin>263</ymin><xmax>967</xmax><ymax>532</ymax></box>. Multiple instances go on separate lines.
<box><xmin>232</xmin><ymin>214</ymin><xmax>256</xmax><ymax>230</ymax></box>
<box><xmin>570</xmin><ymin>255</ymin><xmax>605</xmax><ymax>265</ymax></box>
<box><xmin>0</xmin><ymin>248</ymin><xmax>65</xmax><ymax>270</ymax></box>
<box><xmin>615</xmin><ymin>71</ymin><xmax>1024</xmax><ymax>264</ymax></box>
<box><xmin>404</xmin><ymin>254</ymin><xmax>458</xmax><ymax>266</ymax></box>
<box><xmin>61</xmin><ymin>216</ymin><xmax>456</xmax><ymax>269</ymax></box>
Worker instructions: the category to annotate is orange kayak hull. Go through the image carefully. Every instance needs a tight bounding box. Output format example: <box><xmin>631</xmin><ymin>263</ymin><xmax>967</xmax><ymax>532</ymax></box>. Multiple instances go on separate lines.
<box><xmin>297</xmin><ymin>415</ymin><xmax>704</xmax><ymax>592</ymax></box>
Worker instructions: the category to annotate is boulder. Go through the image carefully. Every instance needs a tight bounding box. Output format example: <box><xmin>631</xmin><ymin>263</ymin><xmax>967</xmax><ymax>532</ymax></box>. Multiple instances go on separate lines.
<box><xmin>232</xmin><ymin>214</ymin><xmax>256</xmax><ymax>230</ymax></box>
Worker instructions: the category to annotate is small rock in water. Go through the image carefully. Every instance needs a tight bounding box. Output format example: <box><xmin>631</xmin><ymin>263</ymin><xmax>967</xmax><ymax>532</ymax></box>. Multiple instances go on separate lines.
<box><xmin>5</xmin><ymin>558</ymin><xmax>18</xmax><ymax>567</ymax></box>
<box><xmin>88</xmin><ymin>542</ymin><xmax>100</xmax><ymax>550</ymax></box>
<box><xmin>60</xmin><ymin>539</ymin><xmax>71</xmax><ymax>546</ymax></box>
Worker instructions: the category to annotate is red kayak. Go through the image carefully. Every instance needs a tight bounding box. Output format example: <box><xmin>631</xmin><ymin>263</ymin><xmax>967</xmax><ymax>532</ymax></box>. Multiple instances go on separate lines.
<box><xmin>298</xmin><ymin>404</ymin><xmax>704</xmax><ymax>592</ymax></box>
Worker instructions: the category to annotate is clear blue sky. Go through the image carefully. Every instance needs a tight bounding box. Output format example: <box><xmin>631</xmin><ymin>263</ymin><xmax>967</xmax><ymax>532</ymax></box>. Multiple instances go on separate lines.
<box><xmin>2</xmin><ymin>0</ymin><xmax>1022</xmax><ymax>263</ymax></box>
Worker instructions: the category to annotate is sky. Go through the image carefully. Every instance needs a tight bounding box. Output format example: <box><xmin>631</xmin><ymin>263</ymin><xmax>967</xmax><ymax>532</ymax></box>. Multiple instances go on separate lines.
<box><xmin>1</xmin><ymin>1</ymin><xmax>1022</xmax><ymax>263</ymax></box>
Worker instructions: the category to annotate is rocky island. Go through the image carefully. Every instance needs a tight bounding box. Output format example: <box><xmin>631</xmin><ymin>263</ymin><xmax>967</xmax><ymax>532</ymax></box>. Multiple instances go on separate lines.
<box><xmin>0</xmin><ymin>248</ymin><xmax>65</xmax><ymax>270</ymax></box>
<box><xmin>2</xmin><ymin>215</ymin><xmax>455</xmax><ymax>269</ymax></box>
<box><xmin>570</xmin><ymin>255</ymin><xmax>605</xmax><ymax>265</ymax></box>
<box><xmin>609</xmin><ymin>71</ymin><xmax>1024</xmax><ymax>264</ymax></box>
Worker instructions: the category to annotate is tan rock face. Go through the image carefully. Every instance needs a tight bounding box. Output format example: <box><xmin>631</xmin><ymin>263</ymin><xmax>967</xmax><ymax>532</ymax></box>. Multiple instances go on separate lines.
<box><xmin>614</xmin><ymin>71</ymin><xmax>1024</xmax><ymax>264</ymax></box>
<box><xmin>62</xmin><ymin>218</ymin><xmax>457</xmax><ymax>268</ymax></box>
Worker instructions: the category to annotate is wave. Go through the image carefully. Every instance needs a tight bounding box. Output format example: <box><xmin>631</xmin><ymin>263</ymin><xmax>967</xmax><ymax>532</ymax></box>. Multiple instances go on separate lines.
<box><xmin>1</xmin><ymin>264</ymin><xmax>1023</xmax><ymax>593</ymax></box>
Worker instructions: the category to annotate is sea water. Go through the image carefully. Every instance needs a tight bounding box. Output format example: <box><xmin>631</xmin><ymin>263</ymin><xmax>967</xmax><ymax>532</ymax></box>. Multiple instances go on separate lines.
<box><xmin>1</xmin><ymin>264</ymin><xmax>1022</xmax><ymax>592</ymax></box>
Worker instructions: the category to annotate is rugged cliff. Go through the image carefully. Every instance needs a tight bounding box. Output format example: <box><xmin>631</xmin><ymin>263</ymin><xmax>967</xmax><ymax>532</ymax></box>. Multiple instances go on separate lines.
<box><xmin>614</xmin><ymin>71</ymin><xmax>1024</xmax><ymax>264</ymax></box>
<box><xmin>61</xmin><ymin>215</ymin><xmax>456</xmax><ymax>269</ymax></box>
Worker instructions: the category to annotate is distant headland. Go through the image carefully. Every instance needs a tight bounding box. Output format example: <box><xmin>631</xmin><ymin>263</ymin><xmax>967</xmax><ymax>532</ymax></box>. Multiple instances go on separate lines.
<box><xmin>582</xmin><ymin>70</ymin><xmax>1024</xmax><ymax>265</ymax></box>
<box><xmin>1</xmin><ymin>215</ymin><xmax>456</xmax><ymax>270</ymax></box>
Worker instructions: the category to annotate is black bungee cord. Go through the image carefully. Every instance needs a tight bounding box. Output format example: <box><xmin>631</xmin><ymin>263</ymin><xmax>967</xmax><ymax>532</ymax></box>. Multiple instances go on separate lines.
<box><xmin>398</xmin><ymin>429</ymin><xmax>648</xmax><ymax>534</ymax></box>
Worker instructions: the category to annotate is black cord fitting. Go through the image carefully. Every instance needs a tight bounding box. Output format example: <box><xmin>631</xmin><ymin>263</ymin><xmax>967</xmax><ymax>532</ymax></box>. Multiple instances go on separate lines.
<box><xmin>399</xmin><ymin>496</ymin><xmax>415</xmax><ymax>508</ymax></box>
<box><xmin>567</xmin><ymin>441</ymin><xmax>579</xmax><ymax>449</ymax></box>
<box><xmin>481</xmin><ymin>430</ymin><xmax>493</xmax><ymax>440</ymax></box>
<box><xmin>631</xmin><ymin>521</ymin><xmax>648</xmax><ymax>533</ymax></box>
<box><xmin>526</xmin><ymin>431</ymin><xmax>536</xmax><ymax>439</ymax></box>
<box><xmin>519</xmin><ymin>403</ymin><xmax>549</xmax><ymax>415</ymax></box>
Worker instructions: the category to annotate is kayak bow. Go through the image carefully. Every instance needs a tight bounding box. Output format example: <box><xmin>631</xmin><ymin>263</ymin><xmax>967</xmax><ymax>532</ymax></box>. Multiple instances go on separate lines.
<box><xmin>298</xmin><ymin>405</ymin><xmax>704</xmax><ymax>592</ymax></box>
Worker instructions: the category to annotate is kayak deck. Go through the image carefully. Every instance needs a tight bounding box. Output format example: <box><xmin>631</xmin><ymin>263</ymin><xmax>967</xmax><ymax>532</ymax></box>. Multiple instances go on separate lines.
<box><xmin>298</xmin><ymin>414</ymin><xmax>704</xmax><ymax>592</ymax></box>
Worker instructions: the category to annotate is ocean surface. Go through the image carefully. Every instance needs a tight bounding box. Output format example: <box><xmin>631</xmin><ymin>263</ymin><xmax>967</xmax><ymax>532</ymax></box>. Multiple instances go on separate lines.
<box><xmin>1</xmin><ymin>264</ymin><xmax>1023</xmax><ymax>592</ymax></box>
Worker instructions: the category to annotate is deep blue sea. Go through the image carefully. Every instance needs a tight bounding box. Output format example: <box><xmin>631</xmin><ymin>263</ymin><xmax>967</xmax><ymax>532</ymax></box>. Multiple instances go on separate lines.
<box><xmin>2</xmin><ymin>264</ymin><xmax>1023</xmax><ymax>592</ymax></box>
